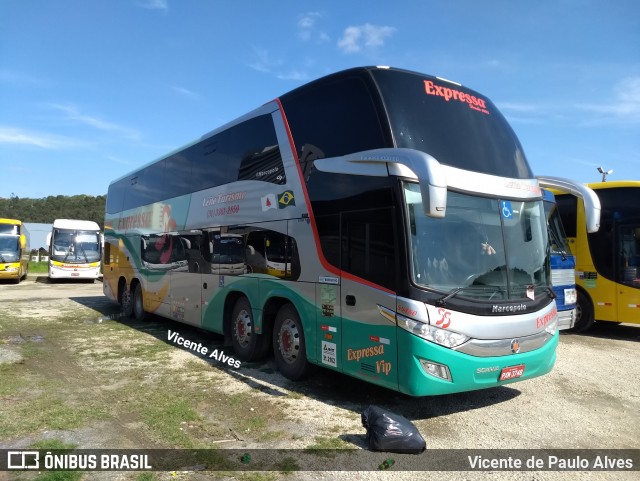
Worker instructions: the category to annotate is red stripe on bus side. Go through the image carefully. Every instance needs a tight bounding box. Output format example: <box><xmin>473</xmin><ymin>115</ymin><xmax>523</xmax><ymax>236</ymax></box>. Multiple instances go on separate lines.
<box><xmin>274</xmin><ymin>98</ymin><xmax>395</xmax><ymax>296</ymax></box>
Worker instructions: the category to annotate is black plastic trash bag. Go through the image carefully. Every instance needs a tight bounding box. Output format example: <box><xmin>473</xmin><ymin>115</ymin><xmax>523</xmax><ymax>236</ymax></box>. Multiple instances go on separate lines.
<box><xmin>361</xmin><ymin>405</ymin><xmax>426</xmax><ymax>453</ymax></box>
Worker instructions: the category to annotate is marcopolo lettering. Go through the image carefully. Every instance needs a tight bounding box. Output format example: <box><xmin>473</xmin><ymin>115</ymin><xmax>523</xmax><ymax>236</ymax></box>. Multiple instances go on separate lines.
<box><xmin>492</xmin><ymin>304</ymin><xmax>527</xmax><ymax>313</ymax></box>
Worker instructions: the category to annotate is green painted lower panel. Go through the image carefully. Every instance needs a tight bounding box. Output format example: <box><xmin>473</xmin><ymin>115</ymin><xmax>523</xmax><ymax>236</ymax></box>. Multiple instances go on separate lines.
<box><xmin>396</xmin><ymin>329</ymin><xmax>558</xmax><ymax>397</ymax></box>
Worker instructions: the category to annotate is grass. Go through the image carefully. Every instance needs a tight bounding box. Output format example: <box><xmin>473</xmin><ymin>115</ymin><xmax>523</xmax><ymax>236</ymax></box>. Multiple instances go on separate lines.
<box><xmin>26</xmin><ymin>439</ymin><xmax>83</xmax><ymax>481</ymax></box>
<box><xmin>1</xmin><ymin>282</ymin><xmax>297</xmax><ymax>465</ymax></box>
<box><xmin>28</xmin><ymin>260</ymin><xmax>49</xmax><ymax>274</ymax></box>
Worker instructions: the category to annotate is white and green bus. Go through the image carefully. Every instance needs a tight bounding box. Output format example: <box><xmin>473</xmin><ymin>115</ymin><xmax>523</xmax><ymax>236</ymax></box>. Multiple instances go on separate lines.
<box><xmin>103</xmin><ymin>67</ymin><xmax>558</xmax><ymax>396</ymax></box>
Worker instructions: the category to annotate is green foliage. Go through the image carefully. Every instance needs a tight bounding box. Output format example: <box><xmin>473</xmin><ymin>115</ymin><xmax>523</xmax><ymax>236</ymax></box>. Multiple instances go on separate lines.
<box><xmin>0</xmin><ymin>194</ymin><xmax>106</xmax><ymax>228</ymax></box>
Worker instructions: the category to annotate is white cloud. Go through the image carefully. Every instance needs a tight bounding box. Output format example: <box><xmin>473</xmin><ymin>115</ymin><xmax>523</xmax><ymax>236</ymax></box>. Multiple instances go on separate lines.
<box><xmin>247</xmin><ymin>46</ymin><xmax>283</xmax><ymax>73</ymax></box>
<box><xmin>277</xmin><ymin>70</ymin><xmax>310</xmax><ymax>81</ymax></box>
<box><xmin>298</xmin><ymin>12</ymin><xmax>328</xmax><ymax>42</ymax></box>
<box><xmin>49</xmin><ymin>103</ymin><xmax>141</xmax><ymax>141</ymax></box>
<box><xmin>137</xmin><ymin>0</ymin><xmax>168</xmax><ymax>10</ymax></box>
<box><xmin>337</xmin><ymin>23</ymin><xmax>395</xmax><ymax>54</ymax></box>
<box><xmin>0</xmin><ymin>70</ymin><xmax>44</xmax><ymax>86</ymax></box>
<box><xmin>575</xmin><ymin>77</ymin><xmax>640</xmax><ymax>123</ymax></box>
<box><xmin>171</xmin><ymin>86</ymin><xmax>199</xmax><ymax>99</ymax></box>
<box><xmin>0</xmin><ymin>126</ymin><xmax>79</xmax><ymax>149</ymax></box>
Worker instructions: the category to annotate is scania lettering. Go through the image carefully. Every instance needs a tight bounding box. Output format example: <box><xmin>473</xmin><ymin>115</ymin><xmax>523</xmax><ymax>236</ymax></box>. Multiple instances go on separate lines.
<box><xmin>104</xmin><ymin>67</ymin><xmax>558</xmax><ymax>396</ymax></box>
<box><xmin>0</xmin><ymin>218</ymin><xmax>30</xmax><ymax>283</ymax></box>
<box><xmin>47</xmin><ymin>219</ymin><xmax>102</xmax><ymax>281</ymax></box>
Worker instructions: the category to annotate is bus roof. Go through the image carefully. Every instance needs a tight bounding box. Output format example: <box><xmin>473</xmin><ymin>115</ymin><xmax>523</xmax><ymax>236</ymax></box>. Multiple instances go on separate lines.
<box><xmin>586</xmin><ymin>180</ymin><xmax>640</xmax><ymax>190</ymax></box>
<box><xmin>0</xmin><ymin>218</ymin><xmax>23</xmax><ymax>225</ymax></box>
<box><xmin>52</xmin><ymin>219</ymin><xmax>100</xmax><ymax>231</ymax></box>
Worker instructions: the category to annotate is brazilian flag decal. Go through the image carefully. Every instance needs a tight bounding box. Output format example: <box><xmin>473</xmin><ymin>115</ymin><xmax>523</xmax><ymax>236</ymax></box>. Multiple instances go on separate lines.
<box><xmin>278</xmin><ymin>190</ymin><xmax>295</xmax><ymax>209</ymax></box>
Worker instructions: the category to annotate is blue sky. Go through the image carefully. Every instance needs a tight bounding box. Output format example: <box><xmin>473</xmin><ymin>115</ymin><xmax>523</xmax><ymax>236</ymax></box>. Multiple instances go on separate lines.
<box><xmin>1</xmin><ymin>0</ymin><xmax>638</xmax><ymax>199</ymax></box>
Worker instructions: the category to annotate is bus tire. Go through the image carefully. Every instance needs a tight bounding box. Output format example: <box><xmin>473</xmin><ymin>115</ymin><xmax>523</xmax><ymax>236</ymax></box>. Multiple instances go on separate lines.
<box><xmin>231</xmin><ymin>297</ymin><xmax>269</xmax><ymax>361</ymax></box>
<box><xmin>273</xmin><ymin>304</ymin><xmax>311</xmax><ymax>381</ymax></box>
<box><xmin>133</xmin><ymin>283</ymin><xmax>147</xmax><ymax>321</ymax></box>
<box><xmin>119</xmin><ymin>285</ymin><xmax>133</xmax><ymax>318</ymax></box>
<box><xmin>572</xmin><ymin>290</ymin><xmax>595</xmax><ymax>333</ymax></box>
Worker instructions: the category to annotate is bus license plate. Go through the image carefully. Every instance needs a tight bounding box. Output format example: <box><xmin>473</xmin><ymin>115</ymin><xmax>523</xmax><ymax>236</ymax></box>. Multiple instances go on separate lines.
<box><xmin>71</xmin><ymin>272</ymin><xmax>80</xmax><ymax>276</ymax></box>
<box><xmin>499</xmin><ymin>364</ymin><xmax>525</xmax><ymax>381</ymax></box>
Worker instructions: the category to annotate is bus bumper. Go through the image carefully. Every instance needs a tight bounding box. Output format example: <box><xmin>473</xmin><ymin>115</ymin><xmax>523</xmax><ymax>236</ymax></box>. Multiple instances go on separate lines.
<box><xmin>397</xmin><ymin>329</ymin><xmax>559</xmax><ymax>397</ymax></box>
<box><xmin>49</xmin><ymin>263</ymin><xmax>101</xmax><ymax>280</ymax></box>
<box><xmin>0</xmin><ymin>263</ymin><xmax>21</xmax><ymax>280</ymax></box>
<box><xmin>557</xmin><ymin>308</ymin><xmax>576</xmax><ymax>330</ymax></box>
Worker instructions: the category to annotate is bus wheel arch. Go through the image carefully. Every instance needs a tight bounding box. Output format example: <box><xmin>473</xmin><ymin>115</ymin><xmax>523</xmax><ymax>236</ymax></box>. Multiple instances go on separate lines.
<box><xmin>228</xmin><ymin>294</ymin><xmax>270</xmax><ymax>361</ymax></box>
<box><xmin>572</xmin><ymin>287</ymin><xmax>595</xmax><ymax>333</ymax></box>
<box><xmin>273</xmin><ymin>303</ymin><xmax>311</xmax><ymax>381</ymax></box>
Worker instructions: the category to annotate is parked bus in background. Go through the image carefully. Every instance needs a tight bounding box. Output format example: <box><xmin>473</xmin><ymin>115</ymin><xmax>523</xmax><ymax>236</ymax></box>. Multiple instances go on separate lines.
<box><xmin>542</xmin><ymin>189</ymin><xmax>577</xmax><ymax>330</ymax></box>
<box><xmin>551</xmin><ymin>181</ymin><xmax>640</xmax><ymax>332</ymax></box>
<box><xmin>104</xmin><ymin>66</ymin><xmax>559</xmax><ymax>396</ymax></box>
<box><xmin>538</xmin><ymin>179</ymin><xmax>601</xmax><ymax>331</ymax></box>
<box><xmin>0</xmin><ymin>218</ymin><xmax>30</xmax><ymax>283</ymax></box>
<box><xmin>47</xmin><ymin>219</ymin><xmax>102</xmax><ymax>282</ymax></box>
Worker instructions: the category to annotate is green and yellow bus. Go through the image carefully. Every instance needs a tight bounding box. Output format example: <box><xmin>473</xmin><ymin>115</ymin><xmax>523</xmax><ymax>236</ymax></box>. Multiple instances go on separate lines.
<box><xmin>554</xmin><ymin>181</ymin><xmax>640</xmax><ymax>331</ymax></box>
<box><xmin>0</xmin><ymin>218</ymin><xmax>30</xmax><ymax>283</ymax></box>
<box><xmin>104</xmin><ymin>67</ymin><xmax>559</xmax><ymax>396</ymax></box>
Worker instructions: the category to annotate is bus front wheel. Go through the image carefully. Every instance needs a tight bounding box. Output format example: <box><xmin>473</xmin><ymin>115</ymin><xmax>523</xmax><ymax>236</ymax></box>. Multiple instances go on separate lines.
<box><xmin>231</xmin><ymin>297</ymin><xmax>270</xmax><ymax>361</ymax></box>
<box><xmin>573</xmin><ymin>291</ymin><xmax>595</xmax><ymax>333</ymax></box>
<box><xmin>273</xmin><ymin>304</ymin><xmax>311</xmax><ymax>381</ymax></box>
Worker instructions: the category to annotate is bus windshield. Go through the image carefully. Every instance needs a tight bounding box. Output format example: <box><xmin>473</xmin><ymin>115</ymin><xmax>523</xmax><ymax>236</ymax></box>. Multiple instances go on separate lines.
<box><xmin>50</xmin><ymin>229</ymin><xmax>101</xmax><ymax>263</ymax></box>
<box><xmin>0</xmin><ymin>235</ymin><xmax>19</xmax><ymax>262</ymax></box>
<box><xmin>544</xmin><ymin>199</ymin><xmax>571</xmax><ymax>256</ymax></box>
<box><xmin>404</xmin><ymin>183</ymin><xmax>549</xmax><ymax>301</ymax></box>
<box><xmin>372</xmin><ymin>69</ymin><xmax>533</xmax><ymax>179</ymax></box>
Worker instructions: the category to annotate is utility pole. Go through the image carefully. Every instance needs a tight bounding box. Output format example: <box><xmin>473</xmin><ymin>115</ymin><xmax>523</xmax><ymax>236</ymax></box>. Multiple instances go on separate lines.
<box><xmin>597</xmin><ymin>166</ymin><xmax>613</xmax><ymax>182</ymax></box>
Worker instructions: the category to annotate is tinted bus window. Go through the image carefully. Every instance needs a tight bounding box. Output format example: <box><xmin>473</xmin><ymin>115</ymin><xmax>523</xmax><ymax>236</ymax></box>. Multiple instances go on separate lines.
<box><xmin>554</xmin><ymin>194</ymin><xmax>577</xmax><ymax>238</ymax></box>
<box><xmin>587</xmin><ymin>188</ymin><xmax>640</xmax><ymax>282</ymax></box>
<box><xmin>106</xmin><ymin>178</ymin><xmax>127</xmax><ymax>214</ymax></box>
<box><xmin>280</xmin><ymin>74</ymin><xmax>388</xmax><ymax>160</ymax></box>
<box><xmin>305</xmin><ymin>171</ymin><xmax>397</xmax><ymax>289</ymax></box>
<box><xmin>370</xmin><ymin>69</ymin><xmax>533</xmax><ymax>179</ymax></box>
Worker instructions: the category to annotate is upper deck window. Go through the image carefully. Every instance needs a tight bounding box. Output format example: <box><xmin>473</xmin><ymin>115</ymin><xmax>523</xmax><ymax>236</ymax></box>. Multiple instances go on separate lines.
<box><xmin>371</xmin><ymin>69</ymin><xmax>533</xmax><ymax>179</ymax></box>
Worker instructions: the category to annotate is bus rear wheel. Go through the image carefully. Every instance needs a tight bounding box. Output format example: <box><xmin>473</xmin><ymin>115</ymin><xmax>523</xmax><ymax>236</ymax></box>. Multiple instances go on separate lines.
<box><xmin>231</xmin><ymin>297</ymin><xmax>270</xmax><ymax>361</ymax></box>
<box><xmin>133</xmin><ymin>283</ymin><xmax>147</xmax><ymax>321</ymax></box>
<box><xmin>572</xmin><ymin>291</ymin><xmax>595</xmax><ymax>333</ymax></box>
<box><xmin>119</xmin><ymin>284</ymin><xmax>133</xmax><ymax>318</ymax></box>
<box><xmin>273</xmin><ymin>304</ymin><xmax>311</xmax><ymax>381</ymax></box>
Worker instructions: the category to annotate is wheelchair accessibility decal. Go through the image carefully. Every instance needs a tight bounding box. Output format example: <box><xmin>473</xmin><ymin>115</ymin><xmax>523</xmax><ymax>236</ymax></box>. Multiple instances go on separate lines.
<box><xmin>501</xmin><ymin>201</ymin><xmax>513</xmax><ymax>219</ymax></box>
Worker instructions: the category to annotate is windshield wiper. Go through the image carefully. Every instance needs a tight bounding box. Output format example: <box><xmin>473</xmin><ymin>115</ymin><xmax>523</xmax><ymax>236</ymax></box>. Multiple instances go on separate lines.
<box><xmin>547</xmin><ymin>227</ymin><xmax>567</xmax><ymax>261</ymax></box>
<box><xmin>0</xmin><ymin>253</ymin><xmax>6</xmax><ymax>263</ymax></box>
<box><xmin>63</xmin><ymin>244</ymin><xmax>74</xmax><ymax>262</ymax></box>
<box><xmin>77</xmin><ymin>243</ymin><xmax>89</xmax><ymax>262</ymax></box>
<box><xmin>436</xmin><ymin>287</ymin><xmax>466</xmax><ymax>307</ymax></box>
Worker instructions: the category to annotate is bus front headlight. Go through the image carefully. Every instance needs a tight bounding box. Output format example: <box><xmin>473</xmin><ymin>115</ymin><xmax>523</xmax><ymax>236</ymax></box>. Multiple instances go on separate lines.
<box><xmin>545</xmin><ymin>316</ymin><xmax>558</xmax><ymax>336</ymax></box>
<box><xmin>564</xmin><ymin>288</ymin><xmax>577</xmax><ymax>305</ymax></box>
<box><xmin>398</xmin><ymin>316</ymin><xmax>469</xmax><ymax>348</ymax></box>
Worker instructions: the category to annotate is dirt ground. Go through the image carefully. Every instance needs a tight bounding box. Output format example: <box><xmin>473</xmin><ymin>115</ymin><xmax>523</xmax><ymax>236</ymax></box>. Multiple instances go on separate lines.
<box><xmin>0</xmin><ymin>275</ymin><xmax>638</xmax><ymax>481</ymax></box>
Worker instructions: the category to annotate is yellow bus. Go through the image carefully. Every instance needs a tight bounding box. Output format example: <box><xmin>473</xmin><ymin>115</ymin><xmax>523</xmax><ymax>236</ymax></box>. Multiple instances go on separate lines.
<box><xmin>554</xmin><ymin>181</ymin><xmax>640</xmax><ymax>331</ymax></box>
<box><xmin>0</xmin><ymin>218</ymin><xmax>30</xmax><ymax>283</ymax></box>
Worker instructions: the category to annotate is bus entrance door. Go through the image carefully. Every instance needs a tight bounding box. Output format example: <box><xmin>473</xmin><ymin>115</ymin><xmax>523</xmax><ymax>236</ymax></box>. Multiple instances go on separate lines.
<box><xmin>339</xmin><ymin>211</ymin><xmax>399</xmax><ymax>390</ymax></box>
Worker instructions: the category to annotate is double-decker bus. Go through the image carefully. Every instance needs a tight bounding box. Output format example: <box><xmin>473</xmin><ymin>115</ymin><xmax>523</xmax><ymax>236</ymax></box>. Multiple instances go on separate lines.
<box><xmin>47</xmin><ymin>219</ymin><xmax>102</xmax><ymax>281</ymax></box>
<box><xmin>104</xmin><ymin>66</ymin><xmax>559</xmax><ymax>396</ymax></box>
<box><xmin>0</xmin><ymin>218</ymin><xmax>30</xmax><ymax>283</ymax></box>
<box><xmin>553</xmin><ymin>181</ymin><xmax>640</xmax><ymax>332</ymax></box>
<box><xmin>538</xmin><ymin>179</ymin><xmax>601</xmax><ymax>330</ymax></box>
